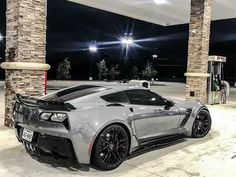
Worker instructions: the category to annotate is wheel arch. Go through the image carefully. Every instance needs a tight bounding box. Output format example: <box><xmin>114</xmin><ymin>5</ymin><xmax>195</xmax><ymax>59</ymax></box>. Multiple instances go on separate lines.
<box><xmin>198</xmin><ymin>106</ymin><xmax>210</xmax><ymax>113</ymax></box>
<box><xmin>181</xmin><ymin>105</ymin><xmax>210</xmax><ymax>137</ymax></box>
<box><xmin>90</xmin><ymin>122</ymin><xmax>132</xmax><ymax>163</ymax></box>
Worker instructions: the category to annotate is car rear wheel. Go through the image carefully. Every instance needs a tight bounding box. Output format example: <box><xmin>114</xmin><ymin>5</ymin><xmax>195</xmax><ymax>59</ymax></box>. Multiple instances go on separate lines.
<box><xmin>92</xmin><ymin>124</ymin><xmax>129</xmax><ymax>170</ymax></box>
<box><xmin>192</xmin><ymin>110</ymin><xmax>212</xmax><ymax>138</ymax></box>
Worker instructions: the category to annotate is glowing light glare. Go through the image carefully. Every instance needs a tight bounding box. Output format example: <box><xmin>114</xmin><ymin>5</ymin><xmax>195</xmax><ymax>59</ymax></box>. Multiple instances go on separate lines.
<box><xmin>0</xmin><ymin>34</ymin><xmax>3</xmax><ymax>41</ymax></box>
<box><xmin>89</xmin><ymin>45</ymin><xmax>97</xmax><ymax>53</ymax></box>
<box><xmin>127</xmin><ymin>38</ymin><xmax>133</xmax><ymax>45</ymax></box>
<box><xmin>122</xmin><ymin>38</ymin><xmax>127</xmax><ymax>44</ymax></box>
<box><xmin>121</xmin><ymin>37</ymin><xmax>134</xmax><ymax>45</ymax></box>
<box><xmin>153</xmin><ymin>0</ymin><xmax>169</xmax><ymax>4</ymax></box>
<box><xmin>152</xmin><ymin>54</ymin><xmax>158</xmax><ymax>58</ymax></box>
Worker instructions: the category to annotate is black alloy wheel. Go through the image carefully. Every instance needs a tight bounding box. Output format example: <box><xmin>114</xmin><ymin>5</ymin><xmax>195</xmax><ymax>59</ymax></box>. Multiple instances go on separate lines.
<box><xmin>92</xmin><ymin>124</ymin><xmax>129</xmax><ymax>170</ymax></box>
<box><xmin>192</xmin><ymin>110</ymin><xmax>212</xmax><ymax>138</ymax></box>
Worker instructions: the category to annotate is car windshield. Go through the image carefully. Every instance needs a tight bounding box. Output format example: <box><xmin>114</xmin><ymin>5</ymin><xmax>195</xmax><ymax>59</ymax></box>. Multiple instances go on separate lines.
<box><xmin>43</xmin><ymin>85</ymin><xmax>107</xmax><ymax>102</ymax></box>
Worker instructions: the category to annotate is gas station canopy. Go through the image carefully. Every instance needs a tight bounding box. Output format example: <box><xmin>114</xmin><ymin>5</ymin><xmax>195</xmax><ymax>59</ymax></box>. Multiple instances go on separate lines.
<box><xmin>69</xmin><ymin>0</ymin><xmax>236</xmax><ymax>26</ymax></box>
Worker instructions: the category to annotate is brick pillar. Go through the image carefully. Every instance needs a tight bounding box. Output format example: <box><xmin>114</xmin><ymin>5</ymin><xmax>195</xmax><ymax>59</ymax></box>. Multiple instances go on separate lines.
<box><xmin>185</xmin><ymin>0</ymin><xmax>212</xmax><ymax>103</ymax></box>
<box><xmin>1</xmin><ymin>0</ymin><xmax>50</xmax><ymax>127</ymax></box>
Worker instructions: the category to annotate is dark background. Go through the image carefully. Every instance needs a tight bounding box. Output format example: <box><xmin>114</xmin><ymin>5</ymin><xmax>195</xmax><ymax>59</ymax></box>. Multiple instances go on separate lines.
<box><xmin>0</xmin><ymin>0</ymin><xmax>236</xmax><ymax>82</ymax></box>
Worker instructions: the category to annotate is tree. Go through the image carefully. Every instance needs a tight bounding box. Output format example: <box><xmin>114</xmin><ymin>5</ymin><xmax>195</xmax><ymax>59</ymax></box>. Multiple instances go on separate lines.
<box><xmin>109</xmin><ymin>65</ymin><xmax>120</xmax><ymax>80</ymax></box>
<box><xmin>142</xmin><ymin>61</ymin><xmax>158</xmax><ymax>80</ymax></box>
<box><xmin>97</xmin><ymin>60</ymin><xmax>108</xmax><ymax>80</ymax></box>
<box><xmin>56</xmin><ymin>58</ymin><xmax>71</xmax><ymax>80</ymax></box>
<box><xmin>130</xmin><ymin>66</ymin><xmax>139</xmax><ymax>79</ymax></box>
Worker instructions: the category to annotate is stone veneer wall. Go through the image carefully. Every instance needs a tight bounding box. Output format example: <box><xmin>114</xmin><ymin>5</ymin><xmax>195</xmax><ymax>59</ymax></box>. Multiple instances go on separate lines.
<box><xmin>186</xmin><ymin>0</ymin><xmax>212</xmax><ymax>103</ymax></box>
<box><xmin>4</xmin><ymin>0</ymin><xmax>47</xmax><ymax>126</ymax></box>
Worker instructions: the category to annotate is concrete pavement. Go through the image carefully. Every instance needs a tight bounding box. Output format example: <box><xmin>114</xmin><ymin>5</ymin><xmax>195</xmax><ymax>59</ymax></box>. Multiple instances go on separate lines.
<box><xmin>0</xmin><ymin>81</ymin><xmax>236</xmax><ymax>177</ymax></box>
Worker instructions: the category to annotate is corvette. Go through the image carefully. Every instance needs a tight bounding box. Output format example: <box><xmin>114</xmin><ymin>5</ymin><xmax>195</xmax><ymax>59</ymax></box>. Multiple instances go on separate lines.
<box><xmin>12</xmin><ymin>84</ymin><xmax>212</xmax><ymax>170</ymax></box>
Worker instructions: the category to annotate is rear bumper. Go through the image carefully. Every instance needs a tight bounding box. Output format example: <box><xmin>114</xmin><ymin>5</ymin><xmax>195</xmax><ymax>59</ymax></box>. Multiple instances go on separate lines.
<box><xmin>15</xmin><ymin>125</ymin><xmax>77</xmax><ymax>162</ymax></box>
<box><xmin>13</xmin><ymin>111</ymin><xmax>97</xmax><ymax>165</ymax></box>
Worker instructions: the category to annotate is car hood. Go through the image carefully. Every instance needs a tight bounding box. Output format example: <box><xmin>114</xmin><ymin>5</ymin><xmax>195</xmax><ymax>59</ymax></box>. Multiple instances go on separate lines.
<box><xmin>170</xmin><ymin>98</ymin><xmax>184</xmax><ymax>104</ymax></box>
<box><xmin>171</xmin><ymin>98</ymin><xmax>204</xmax><ymax>111</ymax></box>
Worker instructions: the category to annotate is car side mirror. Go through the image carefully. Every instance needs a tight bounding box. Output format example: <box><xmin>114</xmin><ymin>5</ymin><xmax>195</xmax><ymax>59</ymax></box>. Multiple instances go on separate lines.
<box><xmin>164</xmin><ymin>99</ymin><xmax>175</xmax><ymax>110</ymax></box>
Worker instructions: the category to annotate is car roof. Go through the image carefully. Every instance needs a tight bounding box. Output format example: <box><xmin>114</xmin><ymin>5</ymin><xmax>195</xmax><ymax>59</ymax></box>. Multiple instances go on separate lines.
<box><xmin>41</xmin><ymin>83</ymin><xmax>150</xmax><ymax>104</ymax></box>
<box><xmin>81</xmin><ymin>83</ymin><xmax>148</xmax><ymax>91</ymax></box>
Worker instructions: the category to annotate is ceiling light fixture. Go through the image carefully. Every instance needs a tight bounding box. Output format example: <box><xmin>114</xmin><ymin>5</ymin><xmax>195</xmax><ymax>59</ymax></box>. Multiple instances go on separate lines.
<box><xmin>153</xmin><ymin>0</ymin><xmax>169</xmax><ymax>5</ymax></box>
<box><xmin>89</xmin><ymin>45</ymin><xmax>98</xmax><ymax>53</ymax></box>
<box><xmin>121</xmin><ymin>37</ymin><xmax>134</xmax><ymax>45</ymax></box>
<box><xmin>0</xmin><ymin>34</ymin><xmax>4</xmax><ymax>41</ymax></box>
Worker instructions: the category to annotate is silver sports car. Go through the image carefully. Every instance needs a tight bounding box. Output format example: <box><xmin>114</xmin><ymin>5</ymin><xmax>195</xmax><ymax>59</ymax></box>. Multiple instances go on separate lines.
<box><xmin>12</xmin><ymin>84</ymin><xmax>212</xmax><ymax>170</ymax></box>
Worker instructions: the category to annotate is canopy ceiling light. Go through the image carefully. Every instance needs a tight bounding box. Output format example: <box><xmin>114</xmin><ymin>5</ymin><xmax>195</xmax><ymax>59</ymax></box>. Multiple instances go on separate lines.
<box><xmin>121</xmin><ymin>37</ymin><xmax>134</xmax><ymax>45</ymax></box>
<box><xmin>89</xmin><ymin>45</ymin><xmax>98</xmax><ymax>53</ymax></box>
<box><xmin>0</xmin><ymin>34</ymin><xmax>4</xmax><ymax>41</ymax></box>
<box><xmin>153</xmin><ymin>0</ymin><xmax>169</xmax><ymax>5</ymax></box>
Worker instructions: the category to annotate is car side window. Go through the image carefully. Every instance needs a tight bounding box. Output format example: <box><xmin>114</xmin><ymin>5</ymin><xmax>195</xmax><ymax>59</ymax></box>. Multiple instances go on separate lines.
<box><xmin>101</xmin><ymin>91</ymin><xmax>129</xmax><ymax>103</ymax></box>
<box><xmin>125</xmin><ymin>89</ymin><xmax>165</xmax><ymax>106</ymax></box>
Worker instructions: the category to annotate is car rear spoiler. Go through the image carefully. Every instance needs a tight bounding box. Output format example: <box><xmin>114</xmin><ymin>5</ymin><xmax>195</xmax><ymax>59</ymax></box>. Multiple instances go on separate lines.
<box><xmin>15</xmin><ymin>94</ymin><xmax>76</xmax><ymax>111</ymax></box>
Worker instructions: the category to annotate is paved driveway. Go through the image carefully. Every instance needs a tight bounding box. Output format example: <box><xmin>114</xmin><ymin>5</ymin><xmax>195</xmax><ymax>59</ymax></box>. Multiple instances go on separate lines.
<box><xmin>0</xmin><ymin>81</ymin><xmax>236</xmax><ymax>177</ymax></box>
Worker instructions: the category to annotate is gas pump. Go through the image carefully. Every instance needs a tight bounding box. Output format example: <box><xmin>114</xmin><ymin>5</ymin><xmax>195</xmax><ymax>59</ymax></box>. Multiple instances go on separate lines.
<box><xmin>208</xmin><ymin>56</ymin><xmax>229</xmax><ymax>105</ymax></box>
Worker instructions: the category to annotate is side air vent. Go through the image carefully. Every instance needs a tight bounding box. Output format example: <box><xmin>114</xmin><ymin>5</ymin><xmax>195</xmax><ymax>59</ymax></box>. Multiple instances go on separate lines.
<box><xmin>180</xmin><ymin>109</ymin><xmax>192</xmax><ymax>127</ymax></box>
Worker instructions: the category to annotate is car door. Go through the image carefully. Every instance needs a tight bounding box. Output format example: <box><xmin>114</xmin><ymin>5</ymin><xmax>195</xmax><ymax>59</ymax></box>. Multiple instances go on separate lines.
<box><xmin>125</xmin><ymin>89</ymin><xmax>181</xmax><ymax>141</ymax></box>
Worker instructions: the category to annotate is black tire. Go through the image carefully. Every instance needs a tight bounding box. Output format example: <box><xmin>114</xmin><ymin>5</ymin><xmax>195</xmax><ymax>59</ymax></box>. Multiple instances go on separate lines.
<box><xmin>192</xmin><ymin>110</ymin><xmax>212</xmax><ymax>138</ymax></box>
<box><xmin>92</xmin><ymin>124</ymin><xmax>129</xmax><ymax>170</ymax></box>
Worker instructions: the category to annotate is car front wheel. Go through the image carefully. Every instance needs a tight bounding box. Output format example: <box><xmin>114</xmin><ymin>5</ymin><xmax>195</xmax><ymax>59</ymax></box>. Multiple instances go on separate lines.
<box><xmin>192</xmin><ymin>110</ymin><xmax>212</xmax><ymax>138</ymax></box>
<box><xmin>92</xmin><ymin>124</ymin><xmax>129</xmax><ymax>170</ymax></box>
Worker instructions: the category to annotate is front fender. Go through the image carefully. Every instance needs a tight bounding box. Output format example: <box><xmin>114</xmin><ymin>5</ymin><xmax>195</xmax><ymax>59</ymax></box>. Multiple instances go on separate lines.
<box><xmin>176</xmin><ymin>101</ymin><xmax>208</xmax><ymax>137</ymax></box>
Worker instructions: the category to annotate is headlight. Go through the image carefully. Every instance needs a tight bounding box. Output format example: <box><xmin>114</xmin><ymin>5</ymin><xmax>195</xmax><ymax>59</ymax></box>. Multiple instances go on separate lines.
<box><xmin>50</xmin><ymin>113</ymin><xmax>67</xmax><ymax>122</ymax></box>
<box><xmin>39</xmin><ymin>113</ymin><xmax>67</xmax><ymax>122</ymax></box>
<box><xmin>39</xmin><ymin>113</ymin><xmax>52</xmax><ymax>120</ymax></box>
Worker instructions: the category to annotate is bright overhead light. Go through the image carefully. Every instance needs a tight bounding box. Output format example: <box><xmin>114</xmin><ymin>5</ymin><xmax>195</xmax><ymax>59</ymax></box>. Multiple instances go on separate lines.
<box><xmin>127</xmin><ymin>39</ymin><xmax>133</xmax><ymax>45</ymax></box>
<box><xmin>89</xmin><ymin>45</ymin><xmax>97</xmax><ymax>53</ymax></box>
<box><xmin>153</xmin><ymin>0</ymin><xmax>169</xmax><ymax>5</ymax></box>
<box><xmin>122</xmin><ymin>38</ymin><xmax>127</xmax><ymax>44</ymax></box>
<box><xmin>0</xmin><ymin>34</ymin><xmax>4</xmax><ymax>41</ymax></box>
<box><xmin>152</xmin><ymin>54</ymin><xmax>158</xmax><ymax>58</ymax></box>
<box><xmin>121</xmin><ymin>37</ymin><xmax>134</xmax><ymax>45</ymax></box>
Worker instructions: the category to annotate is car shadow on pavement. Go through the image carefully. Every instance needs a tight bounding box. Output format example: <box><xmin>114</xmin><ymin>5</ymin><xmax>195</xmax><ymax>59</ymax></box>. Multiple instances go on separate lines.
<box><xmin>28</xmin><ymin>137</ymin><xmax>187</xmax><ymax>172</ymax></box>
<box><xmin>0</xmin><ymin>129</ymin><xmax>220</xmax><ymax>173</ymax></box>
<box><xmin>29</xmin><ymin>153</ymin><xmax>90</xmax><ymax>172</ymax></box>
<box><xmin>30</xmin><ymin>130</ymin><xmax>219</xmax><ymax>172</ymax></box>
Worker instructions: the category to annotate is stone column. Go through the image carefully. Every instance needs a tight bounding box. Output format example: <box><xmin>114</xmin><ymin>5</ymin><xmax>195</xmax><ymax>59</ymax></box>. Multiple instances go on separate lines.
<box><xmin>185</xmin><ymin>0</ymin><xmax>212</xmax><ymax>103</ymax></box>
<box><xmin>1</xmin><ymin>0</ymin><xmax>50</xmax><ymax>127</ymax></box>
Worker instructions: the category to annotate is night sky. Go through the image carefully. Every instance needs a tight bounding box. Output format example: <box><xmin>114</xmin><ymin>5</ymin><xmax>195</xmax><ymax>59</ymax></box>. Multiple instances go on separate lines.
<box><xmin>0</xmin><ymin>0</ymin><xmax>236</xmax><ymax>82</ymax></box>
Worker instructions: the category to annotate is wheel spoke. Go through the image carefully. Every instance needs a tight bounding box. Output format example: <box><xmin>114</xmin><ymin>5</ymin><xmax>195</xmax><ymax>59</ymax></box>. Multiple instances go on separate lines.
<box><xmin>103</xmin><ymin>139</ymin><xmax>112</xmax><ymax>145</ymax></box>
<box><xmin>118</xmin><ymin>138</ymin><xmax>126</xmax><ymax>143</ymax></box>
<box><xmin>114</xmin><ymin>149</ymin><xmax>124</xmax><ymax>159</ymax></box>
<box><xmin>104</xmin><ymin>151</ymin><xmax>111</xmax><ymax>165</ymax></box>
<box><xmin>200</xmin><ymin>126</ymin><xmax>206</xmax><ymax>133</ymax></box>
<box><xmin>101</xmin><ymin>145</ymin><xmax>109</xmax><ymax>151</ymax></box>
<box><xmin>118</xmin><ymin>145</ymin><xmax>127</xmax><ymax>150</ymax></box>
<box><xmin>202</xmin><ymin>122</ymin><xmax>210</xmax><ymax>127</ymax></box>
<box><xmin>203</xmin><ymin>119</ymin><xmax>210</xmax><ymax>123</ymax></box>
<box><xmin>112</xmin><ymin>129</ymin><xmax>116</xmax><ymax>140</ymax></box>
<box><xmin>111</xmin><ymin>151</ymin><xmax>120</xmax><ymax>162</ymax></box>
